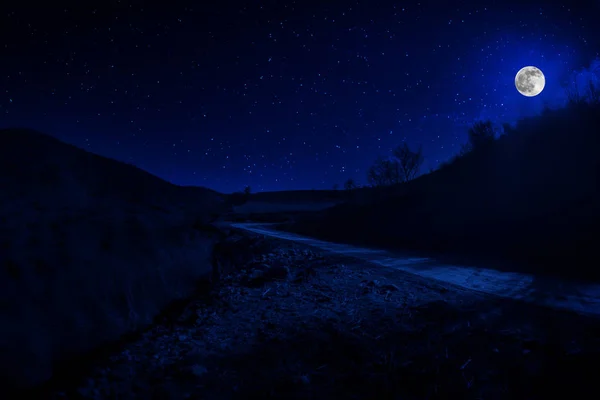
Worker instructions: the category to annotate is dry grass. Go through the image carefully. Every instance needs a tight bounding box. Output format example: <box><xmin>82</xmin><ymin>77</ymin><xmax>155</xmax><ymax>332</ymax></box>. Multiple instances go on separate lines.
<box><xmin>0</xmin><ymin>205</ymin><xmax>220</xmax><ymax>389</ymax></box>
<box><xmin>43</xmin><ymin>233</ymin><xmax>600</xmax><ymax>400</ymax></box>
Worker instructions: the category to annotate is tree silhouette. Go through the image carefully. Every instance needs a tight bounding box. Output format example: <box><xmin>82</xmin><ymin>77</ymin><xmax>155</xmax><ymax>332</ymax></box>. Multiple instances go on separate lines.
<box><xmin>392</xmin><ymin>142</ymin><xmax>424</xmax><ymax>183</ymax></box>
<box><xmin>467</xmin><ymin>120</ymin><xmax>496</xmax><ymax>151</ymax></box>
<box><xmin>367</xmin><ymin>157</ymin><xmax>398</xmax><ymax>187</ymax></box>
<box><xmin>367</xmin><ymin>143</ymin><xmax>424</xmax><ymax>187</ymax></box>
<box><xmin>243</xmin><ymin>185</ymin><xmax>252</xmax><ymax>195</ymax></box>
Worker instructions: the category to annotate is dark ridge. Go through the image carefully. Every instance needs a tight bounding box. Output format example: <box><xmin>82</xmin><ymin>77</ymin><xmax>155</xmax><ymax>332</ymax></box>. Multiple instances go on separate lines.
<box><xmin>282</xmin><ymin>101</ymin><xmax>600</xmax><ymax>282</ymax></box>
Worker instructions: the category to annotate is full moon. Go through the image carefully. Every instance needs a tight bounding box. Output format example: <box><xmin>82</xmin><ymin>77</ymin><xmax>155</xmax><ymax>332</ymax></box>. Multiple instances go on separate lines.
<box><xmin>515</xmin><ymin>66</ymin><xmax>545</xmax><ymax>97</ymax></box>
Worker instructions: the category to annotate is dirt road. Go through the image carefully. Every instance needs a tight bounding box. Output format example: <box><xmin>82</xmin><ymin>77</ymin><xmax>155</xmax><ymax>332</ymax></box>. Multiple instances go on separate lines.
<box><xmin>232</xmin><ymin>222</ymin><xmax>600</xmax><ymax>317</ymax></box>
<box><xmin>41</xmin><ymin>227</ymin><xmax>600</xmax><ymax>399</ymax></box>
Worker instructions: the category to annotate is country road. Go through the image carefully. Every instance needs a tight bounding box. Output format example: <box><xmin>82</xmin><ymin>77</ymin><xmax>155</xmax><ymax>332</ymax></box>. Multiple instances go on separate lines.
<box><xmin>231</xmin><ymin>223</ymin><xmax>600</xmax><ymax>317</ymax></box>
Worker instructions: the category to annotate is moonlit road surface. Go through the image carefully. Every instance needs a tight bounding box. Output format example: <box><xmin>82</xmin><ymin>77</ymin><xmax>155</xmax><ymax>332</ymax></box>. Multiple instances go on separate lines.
<box><xmin>232</xmin><ymin>223</ymin><xmax>600</xmax><ymax>317</ymax></box>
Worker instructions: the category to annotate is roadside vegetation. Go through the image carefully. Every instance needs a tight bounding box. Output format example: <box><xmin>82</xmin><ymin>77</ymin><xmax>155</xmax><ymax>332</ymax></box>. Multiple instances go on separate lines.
<box><xmin>283</xmin><ymin>81</ymin><xmax>600</xmax><ymax>281</ymax></box>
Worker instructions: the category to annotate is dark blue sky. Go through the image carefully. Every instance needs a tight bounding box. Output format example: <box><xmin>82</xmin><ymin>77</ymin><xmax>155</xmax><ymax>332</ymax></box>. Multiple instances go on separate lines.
<box><xmin>1</xmin><ymin>1</ymin><xmax>599</xmax><ymax>193</ymax></box>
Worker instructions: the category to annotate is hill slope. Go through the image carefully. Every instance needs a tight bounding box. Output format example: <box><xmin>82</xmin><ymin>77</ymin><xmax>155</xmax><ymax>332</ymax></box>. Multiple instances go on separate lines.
<box><xmin>283</xmin><ymin>103</ymin><xmax>600</xmax><ymax>281</ymax></box>
<box><xmin>0</xmin><ymin>128</ymin><xmax>227</xmax><ymax>388</ymax></box>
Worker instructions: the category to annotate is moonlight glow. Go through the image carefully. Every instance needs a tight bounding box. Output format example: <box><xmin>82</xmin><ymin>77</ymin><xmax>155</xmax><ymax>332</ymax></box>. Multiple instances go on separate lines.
<box><xmin>515</xmin><ymin>66</ymin><xmax>546</xmax><ymax>97</ymax></box>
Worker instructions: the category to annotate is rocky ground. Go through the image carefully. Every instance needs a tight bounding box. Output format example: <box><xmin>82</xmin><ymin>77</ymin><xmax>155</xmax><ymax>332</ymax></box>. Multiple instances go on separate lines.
<box><xmin>35</xmin><ymin>230</ymin><xmax>600</xmax><ymax>399</ymax></box>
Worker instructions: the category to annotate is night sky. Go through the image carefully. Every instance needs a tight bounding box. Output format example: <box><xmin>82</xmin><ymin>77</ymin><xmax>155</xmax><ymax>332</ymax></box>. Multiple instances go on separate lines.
<box><xmin>1</xmin><ymin>1</ymin><xmax>599</xmax><ymax>193</ymax></box>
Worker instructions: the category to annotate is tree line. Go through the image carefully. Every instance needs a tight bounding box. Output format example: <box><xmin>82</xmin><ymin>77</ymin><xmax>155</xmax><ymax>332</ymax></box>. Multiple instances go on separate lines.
<box><xmin>336</xmin><ymin>120</ymin><xmax>497</xmax><ymax>190</ymax></box>
<box><xmin>231</xmin><ymin>120</ymin><xmax>499</xmax><ymax>197</ymax></box>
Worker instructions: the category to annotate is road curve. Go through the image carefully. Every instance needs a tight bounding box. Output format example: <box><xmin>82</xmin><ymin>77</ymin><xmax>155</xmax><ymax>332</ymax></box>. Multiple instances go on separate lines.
<box><xmin>231</xmin><ymin>223</ymin><xmax>600</xmax><ymax>317</ymax></box>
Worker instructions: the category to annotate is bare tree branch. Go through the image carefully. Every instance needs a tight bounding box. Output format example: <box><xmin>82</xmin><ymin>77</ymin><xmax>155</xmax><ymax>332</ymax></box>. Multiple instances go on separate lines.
<box><xmin>392</xmin><ymin>143</ymin><xmax>424</xmax><ymax>183</ymax></box>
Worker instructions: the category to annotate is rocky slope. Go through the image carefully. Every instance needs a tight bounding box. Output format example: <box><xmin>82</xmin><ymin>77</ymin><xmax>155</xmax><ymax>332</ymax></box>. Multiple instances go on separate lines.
<box><xmin>39</xmin><ymin>232</ymin><xmax>600</xmax><ymax>399</ymax></box>
<box><xmin>0</xmin><ymin>128</ymin><xmax>227</xmax><ymax>388</ymax></box>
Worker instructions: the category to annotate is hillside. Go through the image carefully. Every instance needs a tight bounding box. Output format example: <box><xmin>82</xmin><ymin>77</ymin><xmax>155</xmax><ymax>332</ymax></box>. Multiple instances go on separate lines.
<box><xmin>221</xmin><ymin>188</ymin><xmax>344</xmax><ymax>223</ymax></box>
<box><xmin>247</xmin><ymin>189</ymin><xmax>341</xmax><ymax>203</ymax></box>
<box><xmin>0</xmin><ymin>128</ymin><xmax>228</xmax><ymax>389</ymax></box>
<box><xmin>282</xmin><ymin>102</ymin><xmax>600</xmax><ymax>281</ymax></box>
